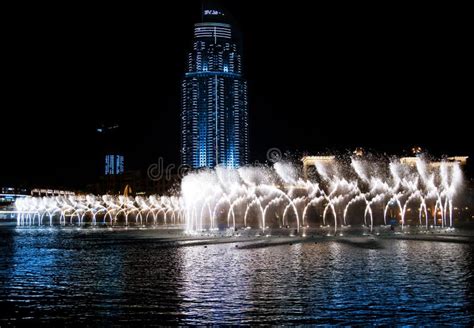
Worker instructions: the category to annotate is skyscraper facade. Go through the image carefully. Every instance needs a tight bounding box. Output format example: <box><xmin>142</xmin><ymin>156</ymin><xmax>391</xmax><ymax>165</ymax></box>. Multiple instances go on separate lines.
<box><xmin>181</xmin><ymin>6</ymin><xmax>249</xmax><ymax>169</ymax></box>
<box><xmin>105</xmin><ymin>154</ymin><xmax>124</xmax><ymax>175</ymax></box>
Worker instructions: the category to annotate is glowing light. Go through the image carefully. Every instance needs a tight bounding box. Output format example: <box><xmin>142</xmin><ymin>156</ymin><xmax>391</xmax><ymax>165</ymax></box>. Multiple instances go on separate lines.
<box><xmin>204</xmin><ymin>10</ymin><xmax>223</xmax><ymax>16</ymax></box>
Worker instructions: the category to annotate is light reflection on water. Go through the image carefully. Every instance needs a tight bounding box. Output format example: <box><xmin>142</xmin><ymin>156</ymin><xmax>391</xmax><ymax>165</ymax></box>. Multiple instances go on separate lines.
<box><xmin>0</xmin><ymin>227</ymin><xmax>473</xmax><ymax>325</ymax></box>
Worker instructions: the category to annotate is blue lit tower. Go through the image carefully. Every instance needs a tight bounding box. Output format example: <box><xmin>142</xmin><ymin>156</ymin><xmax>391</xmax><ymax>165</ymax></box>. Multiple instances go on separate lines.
<box><xmin>97</xmin><ymin>123</ymin><xmax>124</xmax><ymax>176</ymax></box>
<box><xmin>181</xmin><ymin>4</ymin><xmax>249</xmax><ymax>169</ymax></box>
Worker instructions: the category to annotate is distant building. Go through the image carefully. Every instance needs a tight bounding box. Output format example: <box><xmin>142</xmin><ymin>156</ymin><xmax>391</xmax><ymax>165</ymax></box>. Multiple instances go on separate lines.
<box><xmin>96</xmin><ymin>122</ymin><xmax>126</xmax><ymax>191</ymax></box>
<box><xmin>1</xmin><ymin>187</ymin><xmax>74</xmax><ymax>200</ymax></box>
<box><xmin>30</xmin><ymin>189</ymin><xmax>75</xmax><ymax>197</ymax></box>
<box><xmin>97</xmin><ymin>122</ymin><xmax>124</xmax><ymax>175</ymax></box>
<box><xmin>302</xmin><ymin>154</ymin><xmax>469</xmax><ymax>179</ymax></box>
<box><xmin>181</xmin><ymin>3</ymin><xmax>249</xmax><ymax>169</ymax></box>
<box><xmin>105</xmin><ymin>154</ymin><xmax>125</xmax><ymax>175</ymax></box>
<box><xmin>0</xmin><ymin>187</ymin><xmax>29</xmax><ymax>205</ymax></box>
<box><xmin>302</xmin><ymin>156</ymin><xmax>336</xmax><ymax>179</ymax></box>
<box><xmin>400</xmin><ymin>156</ymin><xmax>468</xmax><ymax>167</ymax></box>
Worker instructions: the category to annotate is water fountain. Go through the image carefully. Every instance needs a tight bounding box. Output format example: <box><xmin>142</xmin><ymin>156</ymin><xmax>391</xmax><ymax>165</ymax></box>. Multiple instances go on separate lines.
<box><xmin>15</xmin><ymin>155</ymin><xmax>465</xmax><ymax>234</ymax></box>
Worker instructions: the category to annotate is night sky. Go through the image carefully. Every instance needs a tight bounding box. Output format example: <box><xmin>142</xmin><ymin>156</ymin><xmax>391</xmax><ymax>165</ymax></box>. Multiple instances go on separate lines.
<box><xmin>2</xmin><ymin>1</ymin><xmax>472</xmax><ymax>189</ymax></box>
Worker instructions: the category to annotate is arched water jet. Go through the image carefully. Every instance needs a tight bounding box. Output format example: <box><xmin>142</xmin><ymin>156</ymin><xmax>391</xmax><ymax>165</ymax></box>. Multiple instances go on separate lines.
<box><xmin>301</xmin><ymin>195</ymin><xmax>324</xmax><ymax>227</ymax></box>
<box><xmin>364</xmin><ymin>202</ymin><xmax>373</xmax><ymax>232</ymax></box>
<box><xmin>443</xmin><ymin>197</ymin><xmax>449</xmax><ymax>228</ymax></box>
<box><xmin>282</xmin><ymin>197</ymin><xmax>304</xmax><ymax>228</ymax></box>
<box><xmin>418</xmin><ymin>200</ymin><xmax>428</xmax><ymax>228</ymax></box>
<box><xmin>434</xmin><ymin>198</ymin><xmax>444</xmax><ymax>228</ymax></box>
<box><xmin>243</xmin><ymin>196</ymin><xmax>264</xmax><ymax>231</ymax></box>
<box><xmin>448</xmin><ymin>199</ymin><xmax>453</xmax><ymax>227</ymax></box>
<box><xmin>200</xmin><ymin>197</ymin><xmax>214</xmax><ymax>229</ymax></box>
<box><xmin>212</xmin><ymin>194</ymin><xmax>235</xmax><ymax>230</ymax></box>
<box><xmin>227</xmin><ymin>196</ymin><xmax>246</xmax><ymax>230</ymax></box>
<box><xmin>259</xmin><ymin>185</ymin><xmax>300</xmax><ymax>232</ymax></box>
<box><xmin>401</xmin><ymin>192</ymin><xmax>421</xmax><ymax>229</ymax></box>
<box><xmin>262</xmin><ymin>196</ymin><xmax>283</xmax><ymax>229</ymax></box>
<box><xmin>322</xmin><ymin>201</ymin><xmax>337</xmax><ymax>234</ymax></box>
<box><xmin>384</xmin><ymin>195</ymin><xmax>403</xmax><ymax>226</ymax></box>
<box><xmin>343</xmin><ymin>194</ymin><xmax>366</xmax><ymax>226</ymax></box>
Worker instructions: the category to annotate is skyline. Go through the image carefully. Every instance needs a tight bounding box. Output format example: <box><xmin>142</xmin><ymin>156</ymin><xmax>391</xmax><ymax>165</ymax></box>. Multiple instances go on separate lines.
<box><xmin>2</xmin><ymin>1</ymin><xmax>471</xmax><ymax>188</ymax></box>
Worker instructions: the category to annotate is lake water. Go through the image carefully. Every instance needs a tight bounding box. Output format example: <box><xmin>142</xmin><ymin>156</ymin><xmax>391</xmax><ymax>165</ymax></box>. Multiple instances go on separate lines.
<box><xmin>1</xmin><ymin>226</ymin><xmax>473</xmax><ymax>325</ymax></box>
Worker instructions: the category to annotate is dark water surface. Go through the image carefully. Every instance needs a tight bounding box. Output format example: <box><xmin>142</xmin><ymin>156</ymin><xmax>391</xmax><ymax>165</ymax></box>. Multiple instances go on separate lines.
<box><xmin>1</xmin><ymin>226</ymin><xmax>473</xmax><ymax>325</ymax></box>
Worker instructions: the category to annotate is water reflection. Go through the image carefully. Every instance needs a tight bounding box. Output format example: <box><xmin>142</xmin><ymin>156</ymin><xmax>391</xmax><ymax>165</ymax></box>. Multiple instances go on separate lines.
<box><xmin>0</xmin><ymin>227</ymin><xmax>473</xmax><ymax>325</ymax></box>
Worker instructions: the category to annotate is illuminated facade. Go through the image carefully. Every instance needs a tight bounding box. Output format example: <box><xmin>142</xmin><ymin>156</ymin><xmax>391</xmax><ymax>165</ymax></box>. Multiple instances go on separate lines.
<box><xmin>302</xmin><ymin>156</ymin><xmax>336</xmax><ymax>179</ymax></box>
<box><xmin>105</xmin><ymin>155</ymin><xmax>124</xmax><ymax>175</ymax></box>
<box><xmin>302</xmin><ymin>154</ymin><xmax>468</xmax><ymax>178</ymax></box>
<box><xmin>400</xmin><ymin>156</ymin><xmax>468</xmax><ymax>167</ymax></box>
<box><xmin>181</xmin><ymin>6</ymin><xmax>249</xmax><ymax>169</ymax></box>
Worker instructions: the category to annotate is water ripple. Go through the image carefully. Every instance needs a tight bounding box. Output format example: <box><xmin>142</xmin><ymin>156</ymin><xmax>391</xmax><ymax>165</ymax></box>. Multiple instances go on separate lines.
<box><xmin>1</xmin><ymin>227</ymin><xmax>473</xmax><ymax>325</ymax></box>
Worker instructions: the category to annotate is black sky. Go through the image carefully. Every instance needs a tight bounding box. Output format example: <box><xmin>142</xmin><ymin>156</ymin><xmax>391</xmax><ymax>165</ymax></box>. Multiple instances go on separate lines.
<box><xmin>2</xmin><ymin>1</ymin><xmax>472</xmax><ymax>188</ymax></box>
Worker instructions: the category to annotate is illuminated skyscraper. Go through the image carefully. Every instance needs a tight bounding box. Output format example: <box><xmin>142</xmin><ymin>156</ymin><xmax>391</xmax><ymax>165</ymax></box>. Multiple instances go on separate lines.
<box><xmin>105</xmin><ymin>154</ymin><xmax>124</xmax><ymax>175</ymax></box>
<box><xmin>181</xmin><ymin>4</ymin><xmax>249</xmax><ymax>169</ymax></box>
<box><xmin>97</xmin><ymin>123</ymin><xmax>125</xmax><ymax>176</ymax></box>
